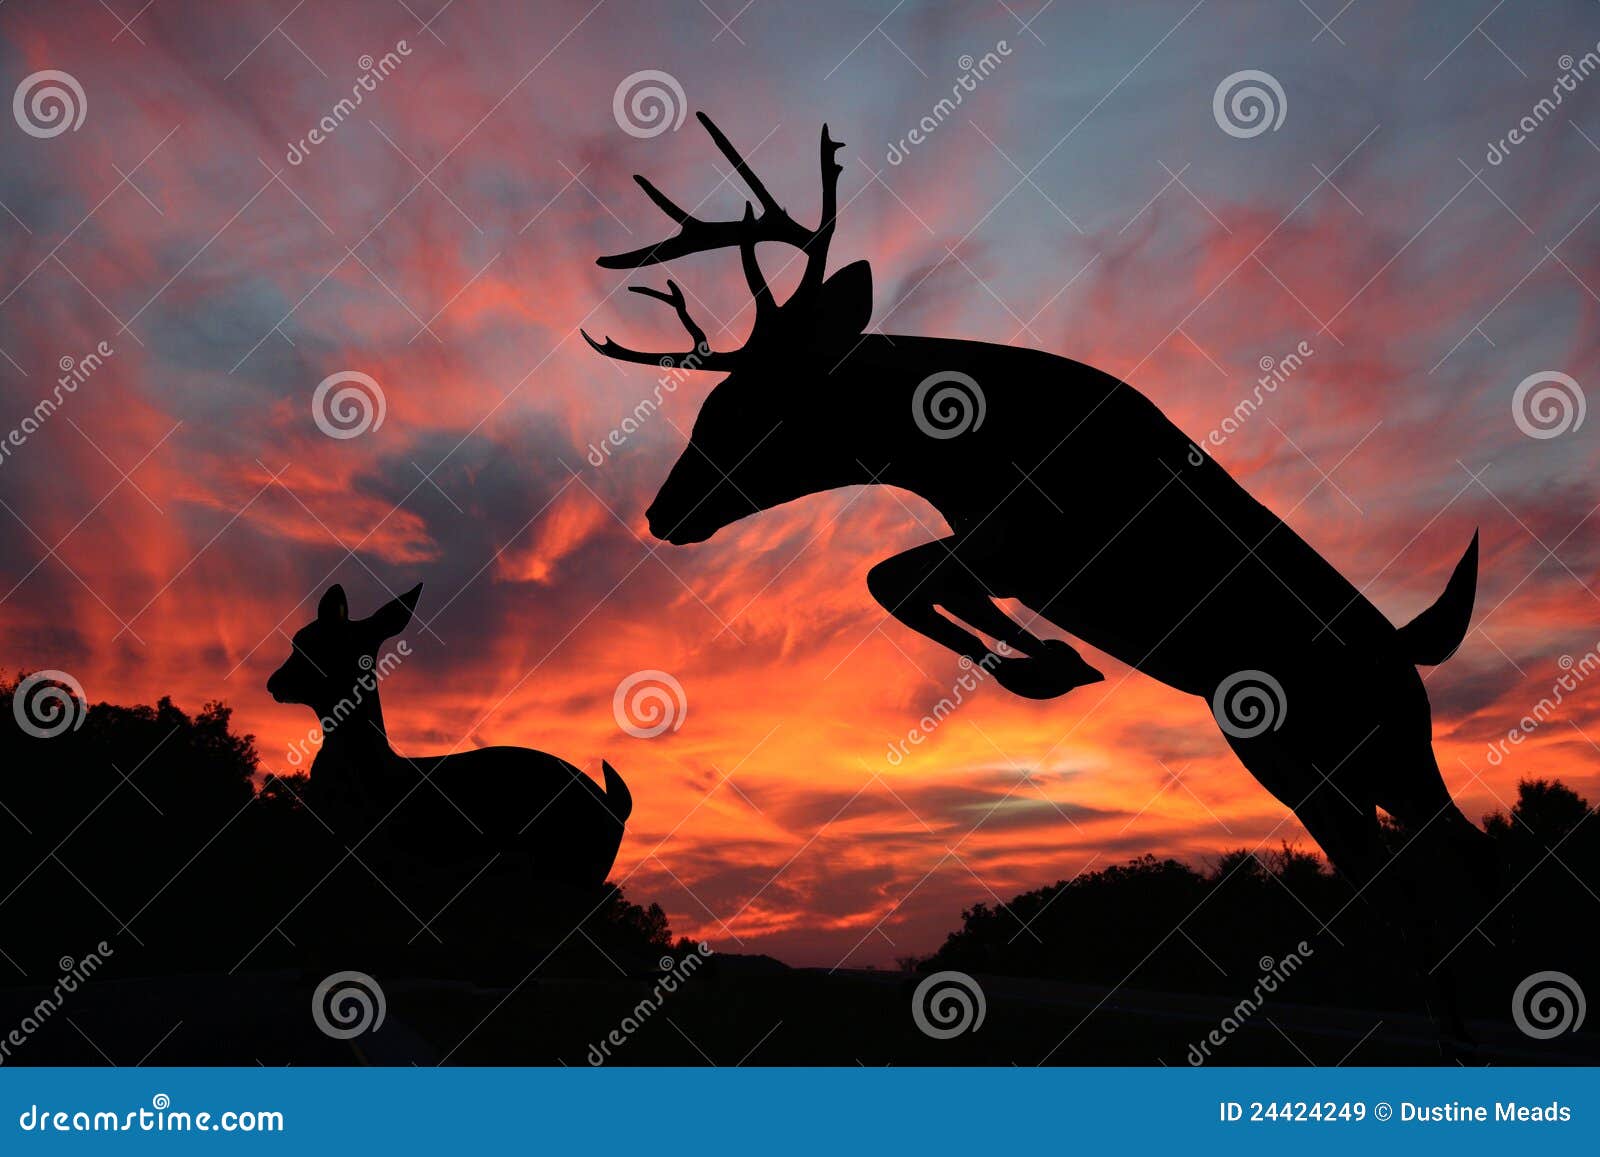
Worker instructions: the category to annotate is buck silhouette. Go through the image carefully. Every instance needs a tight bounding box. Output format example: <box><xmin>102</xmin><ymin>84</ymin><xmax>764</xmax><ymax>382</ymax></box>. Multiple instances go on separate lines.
<box><xmin>586</xmin><ymin>114</ymin><xmax>1495</xmax><ymax>1040</ymax></box>
<box><xmin>267</xmin><ymin>583</ymin><xmax>631</xmax><ymax>887</ymax></box>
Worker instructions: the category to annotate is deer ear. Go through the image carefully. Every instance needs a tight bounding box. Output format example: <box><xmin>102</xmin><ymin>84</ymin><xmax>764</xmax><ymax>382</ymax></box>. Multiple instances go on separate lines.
<box><xmin>364</xmin><ymin>583</ymin><xmax>423</xmax><ymax>642</ymax></box>
<box><xmin>317</xmin><ymin>584</ymin><xmax>348</xmax><ymax>624</ymax></box>
<box><xmin>820</xmin><ymin>260</ymin><xmax>872</xmax><ymax>338</ymax></box>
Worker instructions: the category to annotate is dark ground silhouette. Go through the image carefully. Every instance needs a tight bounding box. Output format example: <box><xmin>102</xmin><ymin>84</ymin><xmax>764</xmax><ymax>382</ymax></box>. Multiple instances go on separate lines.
<box><xmin>1</xmin><ymin>675</ymin><xmax>1594</xmax><ymax>1065</ymax></box>
<box><xmin>912</xmin><ymin>779</ymin><xmax>1598</xmax><ymax>1025</ymax></box>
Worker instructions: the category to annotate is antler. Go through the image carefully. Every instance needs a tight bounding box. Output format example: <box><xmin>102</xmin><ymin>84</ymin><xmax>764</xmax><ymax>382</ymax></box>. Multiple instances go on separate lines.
<box><xmin>580</xmin><ymin>278</ymin><xmax>738</xmax><ymax>369</ymax></box>
<box><xmin>584</xmin><ymin>113</ymin><xmax>845</xmax><ymax>369</ymax></box>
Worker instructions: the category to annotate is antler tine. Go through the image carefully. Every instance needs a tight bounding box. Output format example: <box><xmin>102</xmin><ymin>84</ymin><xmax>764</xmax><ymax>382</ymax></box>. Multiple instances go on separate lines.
<box><xmin>579</xmin><ymin>328</ymin><xmax>738</xmax><ymax>371</ymax></box>
<box><xmin>627</xmin><ymin>279</ymin><xmax>708</xmax><ymax>352</ymax></box>
<box><xmin>799</xmin><ymin>123</ymin><xmax>845</xmax><ymax>293</ymax></box>
<box><xmin>737</xmin><ymin>203</ymin><xmax>777</xmax><ymax>322</ymax></box>
<box><xmin>597</xmin><ymin>112</ymin><xmax>815</xmax><ymax>270</ymax></box>
<box><xmin>696</xmin><ymin>112</ymin><xmax>785</xmax><ymax>219</ymax></box>
<box><xmin>579</xmin><ymin>277</ymin><xmax>740</xmax><ymax>370</ymax></box>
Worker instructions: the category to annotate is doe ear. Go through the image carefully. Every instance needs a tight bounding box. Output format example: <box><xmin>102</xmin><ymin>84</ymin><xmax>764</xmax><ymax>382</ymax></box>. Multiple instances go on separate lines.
<box><xmin>317</xmin><ymin>584</ymin><xmax>348</xmax><ymax>624</ymax></box>
<box><xmin>364</xmin><ymin>582</ymin><xmax>423</xmax><ymax>643</ymax></box>
<box><xmin>819</xmin><ymin>260</ymin><xmax>872</xmax><ymax>340</ymax></box>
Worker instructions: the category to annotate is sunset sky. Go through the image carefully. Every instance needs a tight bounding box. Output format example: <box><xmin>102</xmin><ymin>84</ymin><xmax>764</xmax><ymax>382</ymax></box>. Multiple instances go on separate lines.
<box><xmin>1</xmin><ymin>0</ymin><xmax>1597</xmax><ymax>967</ymax></box>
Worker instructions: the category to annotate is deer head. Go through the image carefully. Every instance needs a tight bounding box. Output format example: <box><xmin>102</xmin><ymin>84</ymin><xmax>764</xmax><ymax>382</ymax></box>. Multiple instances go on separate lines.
<box><xmin>585</xmin><ymin>113</ymin><xmax>874</xmax><ymax>544</ymax></box>
<box><xmin>267</xmin><ymin>583</ymin><xmax>421</xmax><ymax>722</ymax></box>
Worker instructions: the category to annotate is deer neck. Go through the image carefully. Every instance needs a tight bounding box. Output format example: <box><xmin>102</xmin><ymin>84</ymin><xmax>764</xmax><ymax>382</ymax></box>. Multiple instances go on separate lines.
<box><xmin>826</xmin><ymin>337</ymin><xmax>989</xmax><ymax>528</ymax></box>
<box><xmin>308</xmin><ymin>676</ymin><xmax>396</xmax><ymax>779</ymax></box>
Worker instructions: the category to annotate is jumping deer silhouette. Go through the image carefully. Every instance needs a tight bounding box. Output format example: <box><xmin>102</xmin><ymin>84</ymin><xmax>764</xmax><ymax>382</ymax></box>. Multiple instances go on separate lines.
<box><xmin>267</xmin><ymin>583</ymin><xmax>631</xmax><ymax>887</ymax></box>
<box><xmin>586</xmin><ymin>114</ymin><xmax>1497</xmax><ymax>1042</ymax></box>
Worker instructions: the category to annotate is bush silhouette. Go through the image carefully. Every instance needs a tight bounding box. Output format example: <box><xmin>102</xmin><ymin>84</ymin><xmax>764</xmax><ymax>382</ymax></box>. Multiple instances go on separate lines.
<box><xmin>0</xmin><ymin>675</ymin><xmax>670</xmax><ymax>985</ymax></box>
<box><xmin>916</xmin><ymin>782</ymin><xmax>1599</xmax><ymax>1023</ymax></box>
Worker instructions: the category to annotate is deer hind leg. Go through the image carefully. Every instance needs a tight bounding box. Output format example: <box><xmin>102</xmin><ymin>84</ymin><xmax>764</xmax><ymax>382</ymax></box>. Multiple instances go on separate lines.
<box><xmin>866</xmin><ymin>538</ymin><xmax>1104</xmax><ymax>700</ymax></box>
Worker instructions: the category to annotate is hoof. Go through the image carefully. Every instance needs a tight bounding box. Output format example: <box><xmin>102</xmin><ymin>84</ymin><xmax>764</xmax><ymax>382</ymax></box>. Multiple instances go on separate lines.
<box><xmin>992</xmin><ymin>640</ymin><xmax>1104</xmax><ymax>700</ymax></box>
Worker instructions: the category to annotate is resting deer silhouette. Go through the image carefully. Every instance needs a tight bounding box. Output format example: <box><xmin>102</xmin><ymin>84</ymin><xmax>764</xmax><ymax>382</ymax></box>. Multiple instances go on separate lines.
<box><xmin>267</xmin><ymin>583</ymin><xmax>631</xmax><ymax>887</ymax></box>
<box><xmin>586</xmin><ymin>114</ymin><xmax>1498</xmax><ymax>1042</ymax></box>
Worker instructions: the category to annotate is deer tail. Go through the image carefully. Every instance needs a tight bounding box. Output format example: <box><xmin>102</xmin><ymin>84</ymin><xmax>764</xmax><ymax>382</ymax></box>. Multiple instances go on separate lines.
<box><xmin>601</xmin><ymin>760</ymin><xmax>632</xmax><ymax>823</ymax></box>
<box><xmin>1395</xmin><ymin>530</ymin><xmax>1479</xmax><ymax>666</ymax></box>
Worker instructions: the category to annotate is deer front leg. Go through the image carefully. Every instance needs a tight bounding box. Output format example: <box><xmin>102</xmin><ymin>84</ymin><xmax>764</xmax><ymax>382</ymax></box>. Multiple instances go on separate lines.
<box><xmin>865</xmin><ymin>539</ymin><xmax>1104</xmax><ymax>700</ymax></box>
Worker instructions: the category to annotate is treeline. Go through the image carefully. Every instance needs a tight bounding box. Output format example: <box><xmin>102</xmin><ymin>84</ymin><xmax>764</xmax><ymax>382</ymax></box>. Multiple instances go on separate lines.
<box><xmin>915</xmin><ymin>779</ymin><xmax>1599</xmax><ymax>1019</ymax></box>
<box><xmin>0</xmin><ymin>677</ymin><xmax>673</xmax><ymax>984</ymax></box>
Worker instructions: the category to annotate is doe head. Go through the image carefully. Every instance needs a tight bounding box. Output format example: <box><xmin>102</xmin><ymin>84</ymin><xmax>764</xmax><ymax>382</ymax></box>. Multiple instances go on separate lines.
<box><xmin>267</xmin><ymin>583</ymin><xmax>421</xmax><ymax>712</ymax></box>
